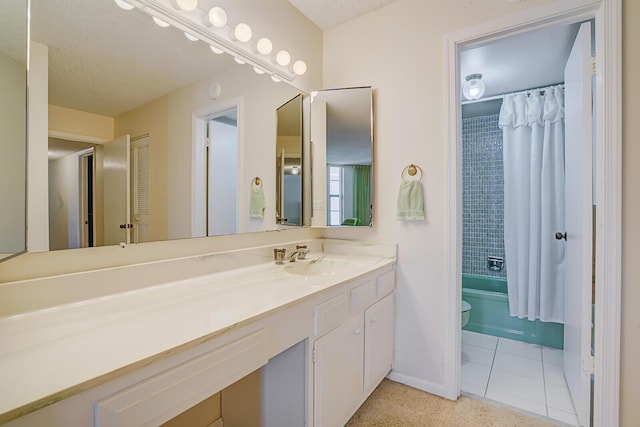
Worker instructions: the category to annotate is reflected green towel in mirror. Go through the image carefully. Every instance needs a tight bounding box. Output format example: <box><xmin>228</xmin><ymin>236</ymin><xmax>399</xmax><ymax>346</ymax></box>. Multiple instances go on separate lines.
<box><xmin>397</xmin><ymin>179</ymin><xmax>425</xmax><ymax>221</ymax></box>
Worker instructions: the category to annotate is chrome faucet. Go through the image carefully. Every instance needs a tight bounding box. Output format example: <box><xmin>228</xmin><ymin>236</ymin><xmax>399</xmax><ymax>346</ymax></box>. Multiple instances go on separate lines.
<box><xmin>287</xmin><ymin>246</ymin><xmax>309</xmax><ymax>262</ymax></box>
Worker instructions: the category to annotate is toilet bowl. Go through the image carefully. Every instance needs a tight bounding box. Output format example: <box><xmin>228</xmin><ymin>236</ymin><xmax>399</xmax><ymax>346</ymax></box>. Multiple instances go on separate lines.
<box><xmin>461</xmin><ymin>300</ymin><xmax>471</xmax><ymax>328</ymax></box>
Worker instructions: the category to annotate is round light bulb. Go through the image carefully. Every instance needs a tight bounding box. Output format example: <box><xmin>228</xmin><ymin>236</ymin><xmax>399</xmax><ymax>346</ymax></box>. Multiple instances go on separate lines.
<box><xmin>253</xmin><ymin>67</ymin><xmax>265</xmax><ymax>75</ymax></box>
<box><xmin>275</xmin><ymin>50</ymin><xmax>291</xmax><ymax>67</ymax></box>
<box><xmin>234</xmin><ymin>23</ymin><xmax>252</xmax><ymax>43</ymax></box>
<box><xmin>207</xmin><ymin>7</ymin><xmax>227</xmax><ymax>28</ymax></box>
<box><xmin>184</xmin><ymin>32</ymin><xmax>198</xmax><ymax>42</ymax></box>
<box><xmin>462</xmin><ymin>73</ymin><xmax>485</xmax><ymax>100</ymax></box>
<box><xmin>291</xmin><ymin>166</ymin><xmax>300</xmax><ymax>175</ymax></box>
<box><xmin>292</xmin><ymin>60</ymin><xmax>307</xmax><ymax>76</ymax></box>
<box><xmin>174</xmin><ymin>0</ymin><xmax>197</xmax><ymax>12</ymax></box>
<box><xmin>210</xmin><ymin>45</ymin><xmax>223</xmax><ymax>55</ymax></box>
<box><xmin>152</xmin><ymin>16</ymin><xmax>170</xmax><ymax>27</ymax></box>
<box><xmin>256</xmin><ymin>37</ymin><xmax>273</xmax><ymax>55</ymax></box>
<box><xmin>234</xmin><ymin>57</ymin><xmax>246</xmax><ymax>65</ymax></box>
<box><xmin>114</xmin><ymin>0</ymin><xmax>134</xmax><ymax>11</ymax></box>
<box><xmin>271</xmin><ymin>75</ymin><xmax>281</xmax><ymax>83</ymax></box>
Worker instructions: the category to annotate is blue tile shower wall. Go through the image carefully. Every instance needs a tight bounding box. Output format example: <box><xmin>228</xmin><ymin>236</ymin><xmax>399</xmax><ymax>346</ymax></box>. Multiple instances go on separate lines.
<box><xmin>462</xmin><ymin>114</ymin><xmax>506</xmax><ymax>278</ymax></box>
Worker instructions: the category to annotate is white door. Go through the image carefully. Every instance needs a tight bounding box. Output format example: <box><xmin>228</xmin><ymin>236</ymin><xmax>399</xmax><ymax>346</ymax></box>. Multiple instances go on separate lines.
<box><xmin>103</xmin><ymin>134</ymin><xmax>130</xmax><ymax>246</ymax></box>
<box><xmin>563</xmin><ymin>22</ymin><xmax>593</xmax><ymax>426</ymax></box>
<box><xmin>131</xmin><ymin>137</ymin><xmax>149</xmax><ymax>244</ymax></box>
<box><xmin>207</xmin><ymin>119</ymin><xmax>238</xmax><ymax>236</ymax></box>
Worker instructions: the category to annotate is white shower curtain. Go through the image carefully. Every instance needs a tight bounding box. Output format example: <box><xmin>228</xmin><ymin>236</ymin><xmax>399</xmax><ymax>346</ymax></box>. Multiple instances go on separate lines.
<box><xmin>500</xmin><ymin>85</ymin><xmax>565</xmax><ymax>323</ymax></box>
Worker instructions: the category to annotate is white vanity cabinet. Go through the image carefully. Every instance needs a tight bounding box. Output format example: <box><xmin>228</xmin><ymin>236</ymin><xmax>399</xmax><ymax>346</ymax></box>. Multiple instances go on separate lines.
<box><xmin>313</xmin><ymin>270</ymin><xmax>395</xmax><ymax>427</ymax></box>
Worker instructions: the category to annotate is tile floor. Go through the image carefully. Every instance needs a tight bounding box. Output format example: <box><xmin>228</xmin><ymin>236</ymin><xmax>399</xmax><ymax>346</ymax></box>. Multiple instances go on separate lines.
<box><xmin>461</xmin><ymin>330</ymin><xmax>579</xmax><ymax>426</ymax></box>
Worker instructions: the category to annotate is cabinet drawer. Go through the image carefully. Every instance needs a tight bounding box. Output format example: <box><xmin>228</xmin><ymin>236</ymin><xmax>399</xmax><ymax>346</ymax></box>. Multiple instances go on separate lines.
<box><xmin>314</xmin><ymin>293</ymin><xmax>348</xmax><ymax>337</ymax></box>
<box><xmin>350</xmin><ymin>280</ymin><xmax>376</xmax><ymax>315</ymax></box>
<box><xmin>376</xmin><ymin>270</ymin><xmax>395</xmax><ymax>299</ymax></box>
<box><xmin>94</xmin><ymin>329</ymin><xmax>269</xmax><ymax>427</ymax></box>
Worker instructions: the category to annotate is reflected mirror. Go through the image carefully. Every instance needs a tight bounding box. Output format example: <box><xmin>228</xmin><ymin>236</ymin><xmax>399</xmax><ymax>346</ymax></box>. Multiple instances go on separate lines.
<box><xmin>26</xmin><ymin>0</ymin><xmax>305</xmax><ymax>251</ymax></box>
<box><xmin>310</xmin><ymin>87</ymin><xmax>373</xmax><ymax>227</ymax></box>
<box><xmin>0</xmin><ymin>0</ymin><xmax>28</xmax><ymax>260</ymax></box>
<box><xmin>276</xmin><ymin>94</ymin><xmax>304</xmax><ymax>226</ymax></box>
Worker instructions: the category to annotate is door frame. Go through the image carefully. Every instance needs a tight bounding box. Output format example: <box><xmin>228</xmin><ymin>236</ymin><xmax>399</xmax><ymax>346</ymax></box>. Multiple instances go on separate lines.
<box><xmin>444</xmin><ymin>0</ymin><xmax>621</xmax><ymax>425</ymax></box>
<box><xmin>191</xmin><ymin>98</ymin><xmax>243</xmax><ymax>238</ymax></box>
<box><xmin>78</xmin><ymin>147</ymin><xmax>96</xmax><ymax>248</ymax></box>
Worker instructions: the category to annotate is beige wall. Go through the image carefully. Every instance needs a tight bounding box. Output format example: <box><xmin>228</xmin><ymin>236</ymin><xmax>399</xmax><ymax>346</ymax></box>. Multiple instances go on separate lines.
<box><xmin>115</xmin><ymin>96</ymin><xmax>170</xmax><ymax>242</ymax></box>
<box><xmin>49</xmin><ymin>104</ymin><xmax>114</xmax><ymax>141</ymax></box>
<box><xmin>0</xmin><ymin>53</ymin><xmax>27</xmax><ymax>254</ymax></box>
<box><xmin>620</xmin><ymin>0</ymin><xmax>639</xmax><ymax>424</ymax></box>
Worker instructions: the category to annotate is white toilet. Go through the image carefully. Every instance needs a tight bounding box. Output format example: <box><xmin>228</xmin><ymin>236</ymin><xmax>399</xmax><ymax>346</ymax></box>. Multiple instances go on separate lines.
<box><xmin>461</xmin><ymin>300</ymin><xmax>471</xmax><ymax>328</ymax></box>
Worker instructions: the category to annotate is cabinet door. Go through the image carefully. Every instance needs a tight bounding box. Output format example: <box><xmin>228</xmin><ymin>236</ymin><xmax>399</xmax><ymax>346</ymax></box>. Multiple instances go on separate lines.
<box><xmin>364</xmin><ymin>293</ymin><xmax>395</xmax><ymax>397</ymax></box>
<box><xmin>313</xmin><ymin>315</ymin><xmax>364</xmax><ymax>427</ymax></box>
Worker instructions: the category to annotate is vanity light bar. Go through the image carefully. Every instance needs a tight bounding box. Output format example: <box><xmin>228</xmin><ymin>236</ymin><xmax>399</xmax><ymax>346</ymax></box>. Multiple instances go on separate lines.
<box><xmin>122</xmin><ymin>0</ymin><xmax>300</xmax><ymax>82</ymax></box>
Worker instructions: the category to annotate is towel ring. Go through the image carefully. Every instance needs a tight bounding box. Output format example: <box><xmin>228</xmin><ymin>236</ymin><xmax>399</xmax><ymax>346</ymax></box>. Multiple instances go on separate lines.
<box><xmin>252</xmin><ymin>177</ymin><xmax>262</xmax><ymax>187</ymax></box>
<box><xmin>401</xmin><ymin>164</ymin><xmax>423</xmax><ymax>182</ymax></box>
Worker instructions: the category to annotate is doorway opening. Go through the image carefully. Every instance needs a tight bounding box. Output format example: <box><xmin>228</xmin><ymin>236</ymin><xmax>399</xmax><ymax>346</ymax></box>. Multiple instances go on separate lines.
<box><xmin>455</xmin><ymin>16</ymin><xmax>597</xmax><ymax>427</ymax></box>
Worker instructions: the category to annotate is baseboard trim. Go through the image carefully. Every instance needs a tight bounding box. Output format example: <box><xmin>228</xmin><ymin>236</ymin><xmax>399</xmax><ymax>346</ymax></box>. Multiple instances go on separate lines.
<box><xmin>386</xmin><ymin>371</ymin><xmax>449</xmax><ymax>399</ymax></box>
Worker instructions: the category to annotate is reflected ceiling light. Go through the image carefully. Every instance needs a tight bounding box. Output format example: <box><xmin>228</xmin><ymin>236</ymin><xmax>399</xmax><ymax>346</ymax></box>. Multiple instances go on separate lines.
<box><xmin>173</xmin><ymin>0</ymin><xmax>198</xmax><ymax>12</ymax></box>
<box><xmin>114</xmin><ymin>0</ymin><xmax>134</xmax><ymax>11</ymax></box>
<box><xmin>291</xmin><ymin>166</ymin><xmax>300</xmax><ymax>175</ymax></box>
<box><xmin>275</xmin><ymin>50</ymin><xmax>291</xmax><ymax>66</ymax></box>
<box><xmin>253</xmin><ymin>67</ymin><xmax>265</xmax><ymax>75</ymax></box>
<box><xmin>210</xmin><ymin>45</ymin><xmax>224</xmax><ymax>54</ymax></box>
<box><xmin>271</xmin><ymin>75</ymin><xmax>281</xmax><ymax>83</ymax></box>
<box><xmin>292</xmin><ymin>60</ymin><xmax>307</xmax><ymax>76</ymax></box>
<box><xmin>256</xmin><ymin>37</ymin><xmax>273</xmax><ymax>55</ymax></box>
<box><xmin>152</xmin><ymin>16</ymin><xmax>170</xmax><ymax>27</ymax></box>
<box><xmin>462</xmin><ymin>73</ymin><xmax>486</xmax><ymax>100</ymax></box>
<box><xmin>184</xmin><ymin>32</ymin><xmax>199</xmax><ymax>41</ymax></box>
<box><xmin>206</xmin><ymin>7</ymin><xmax>227</xmax><ymax>28</ymax></box>
<box><xmin>234</xmin><ymin>57</ymin><xmax>246</xmax><ymax>65</ymax></box>
<box><xmin>234</xmin><ymin>23</ymin><xmax>252</xmax><ymax>43</ymax></box>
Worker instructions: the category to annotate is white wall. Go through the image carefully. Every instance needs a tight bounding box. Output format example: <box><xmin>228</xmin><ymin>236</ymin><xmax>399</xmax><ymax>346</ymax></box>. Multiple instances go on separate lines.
<box><xmin>0</xmin><ymin>53</ymin><xmax>26</xmax><ymax>254</ymax></box>
<box><xmin>322</xmin><ymin>0</ymin><xmax>556</xmax><ymax>396</ymax></box>
<box><xmin>209</xmin><ymin>120</ymin><xmax>238</xmax><ymax>236</ymax></box>
<box><xmin>27</xmin><ymin>42</ymin><xmax>50</xmax><ymax>253</ymax></box>
<box><xmin>48</xmin><ymin>154</ymin><xmax>80</xmax><ymax>250</ymax></box>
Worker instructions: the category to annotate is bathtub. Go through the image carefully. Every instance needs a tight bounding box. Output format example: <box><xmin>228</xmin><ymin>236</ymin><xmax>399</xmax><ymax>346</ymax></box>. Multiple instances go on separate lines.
<box><xmin>462</xmin><ymin>274</ymin><xmax>564</xmax><ymax>349</ymax></box>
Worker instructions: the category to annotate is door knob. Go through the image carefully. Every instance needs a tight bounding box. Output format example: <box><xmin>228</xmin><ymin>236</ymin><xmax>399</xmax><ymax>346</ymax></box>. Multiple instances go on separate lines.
<box><xmin>555</xmin><ymin>232</ymin><xmax>567</xmax><ymax>241</ymax></box>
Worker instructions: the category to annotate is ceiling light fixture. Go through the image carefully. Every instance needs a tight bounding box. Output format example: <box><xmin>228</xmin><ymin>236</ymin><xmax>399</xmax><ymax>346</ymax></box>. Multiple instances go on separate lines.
<box><xmin>233</xmin><ymin>23</ymin><xmax>252</xmax><ymax>43</ymax></box>
<box><xmin>114</xmin><ymin>0</ymin><xmax>305</xmax><ymax>82</ymax></box>
<box><xmin>114</xmin><ymin>0</ymin><xmax>134</xmax><ymax>11</ymax></box>
<box><xmin>234</xmin><ymin>57</ymin><xmax>246</xmax><ymax>65</ymax></box>
<box><xmin>173</xmin><ymin>0</ymin><xmax>198</xmax><ymax>12</ymax></box>
<box><xmin>253</xmin><ymin>67</ymin><xmax>265</xmax><ymax>75</ymax></box>
<box><xmin>462</xmin><ymin>73</ymin><xmax>486</xmax><ymax>100</ymax></box>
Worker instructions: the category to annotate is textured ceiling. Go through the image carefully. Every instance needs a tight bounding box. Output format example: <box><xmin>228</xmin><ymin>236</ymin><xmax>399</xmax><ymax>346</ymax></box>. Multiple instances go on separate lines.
<box><xmin>287</xmin><ymin>0</ymin><xmax>400</xmax><ymax>29</ymax></box>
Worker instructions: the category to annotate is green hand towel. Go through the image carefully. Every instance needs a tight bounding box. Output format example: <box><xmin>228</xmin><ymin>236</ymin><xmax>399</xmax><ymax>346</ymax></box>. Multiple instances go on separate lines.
<box><xmin>397</xmin><ymin>179</ymin><xmax>425</xmax><ymax>221</ymax></box>
<box><xmin>249</xmin><ymin>187</ymin><xmax>266</xmax><ymax>218</ymax></box>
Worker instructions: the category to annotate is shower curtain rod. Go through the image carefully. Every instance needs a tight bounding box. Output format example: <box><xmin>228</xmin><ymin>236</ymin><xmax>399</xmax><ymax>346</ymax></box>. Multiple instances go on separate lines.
<box><xmin>461</xmin><ymin>82</ymin><xmax>564</xmax><ymax>105</ymax></box>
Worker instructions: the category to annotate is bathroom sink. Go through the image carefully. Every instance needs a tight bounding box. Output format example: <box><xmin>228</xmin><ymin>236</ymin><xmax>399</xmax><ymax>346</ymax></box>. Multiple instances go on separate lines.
<box><xmin>283</xmin><ymin>258</ymin><xmax>350</xmax><ymax>277</ymax></box>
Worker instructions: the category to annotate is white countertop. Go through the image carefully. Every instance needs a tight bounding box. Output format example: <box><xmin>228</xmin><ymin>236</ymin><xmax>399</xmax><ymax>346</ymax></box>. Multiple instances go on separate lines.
<box><xmin>0</xmin><ymin>245</ymin><xmax>395</xmax><ymax>423</ymax></box>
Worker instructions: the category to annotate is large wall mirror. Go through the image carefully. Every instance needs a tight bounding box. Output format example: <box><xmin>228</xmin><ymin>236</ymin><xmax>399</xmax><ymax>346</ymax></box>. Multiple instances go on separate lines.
<box><xmin>310</xmin><ymin>87</ymin><xmax>373</xmax><ymax>227</ymax></box>
<box><xmin>0</xmin><ymin>0</ymin><xmax>28</xmax><ymax>260</ymax></box>
<box><xmin>24</xmin><ymin>0</ymin><xmax>307</xmax><ymax>252</ymax></box>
